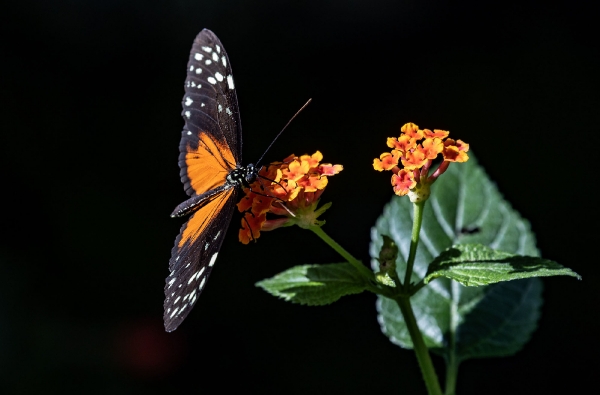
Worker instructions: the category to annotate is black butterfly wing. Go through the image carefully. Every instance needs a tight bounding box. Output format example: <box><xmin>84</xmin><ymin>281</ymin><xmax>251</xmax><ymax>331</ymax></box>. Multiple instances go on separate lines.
<box><xmin>164</xmin><ymin>29</ymin><xmax>243</xmax><ymax>332</ymax></box>
<box><xmin>164</xmin><ymin>187</ymin><xmax>237</xmax><ymax>332</ymax></box>
<box><xmin>179</xmin><ymin>28</ymin><xmax>242</xmax><ymax>197</ymax></box>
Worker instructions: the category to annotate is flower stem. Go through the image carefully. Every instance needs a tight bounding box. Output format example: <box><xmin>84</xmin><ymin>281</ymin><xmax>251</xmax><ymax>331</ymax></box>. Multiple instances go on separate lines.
<box><xmin>444</xmin><ymin>353</ymin><xmax>458</xmax><ymax>395</ymax></box>
<box><xmin>397</xmin><ymin>297</ymin><xmax>443</xmax><ymax>395</ymax></box>
<box><xmin>444</xmin><ymin>280</ymin><xmax>461</xmax><ymax>395</ymax></box>
<box><xmin>404</xmin><ymin>201</ymin><xmax>425</xmax><ymax>289</ymax></box>
<box><xmin>310</xmin><ymin>226</ymin><xmax>375</xmax><ymax>281</ymax></box>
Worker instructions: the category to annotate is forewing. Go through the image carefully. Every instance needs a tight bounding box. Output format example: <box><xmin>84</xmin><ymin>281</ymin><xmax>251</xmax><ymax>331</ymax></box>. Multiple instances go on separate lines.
<box><xmin>164</xmin><ymin>187</ymin><xmax>237</xmax><ymax>332</ymax></box>
<box><xmin>179</xmin><ymin>29</ymin><xmax>242</xmax><ymax>196</ymax></box>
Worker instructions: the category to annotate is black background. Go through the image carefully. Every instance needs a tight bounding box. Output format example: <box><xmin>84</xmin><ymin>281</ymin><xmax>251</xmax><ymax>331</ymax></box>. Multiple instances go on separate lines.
<box><xmin>1</xmin><ymin>1</ymin><xmax>598</xmax><ymax>394</ymax></box>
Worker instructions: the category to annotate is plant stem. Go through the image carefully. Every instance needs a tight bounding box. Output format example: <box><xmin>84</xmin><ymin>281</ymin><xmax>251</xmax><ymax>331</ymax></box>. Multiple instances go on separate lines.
<box><xmin>310</xmin><ymin>226</ymin><xmax>375</xmax><ymax>281</ymax></box>
<box><xmin>397</xmin><ymin>297</ymin><xmax>443</xmax><ymax>395</ymax></box>
<box><xmin>404</xmin><ymin>201</ymin><xmax>425</xmax><ymax>290</ymax></box>
<box><xmin>444</xmin><ymin>280</ymin><xmax>461</xmax><ymax>395</ymax></box>
<box><xmin>400</xmin><ymin>199</ymin><xmax>443</xmax><ymax>395</ymax></box>
<box><xmin>444</xmin><ymin>353</ymin><xmax>458</xmax><ymax>395</ymax></box>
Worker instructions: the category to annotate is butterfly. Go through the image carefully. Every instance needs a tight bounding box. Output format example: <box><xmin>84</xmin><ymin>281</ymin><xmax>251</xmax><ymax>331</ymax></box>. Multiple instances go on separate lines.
<box><xmin>163</xmin><ymin>29</ymin><xmax>259</xmax><ymax>332</ymax></box>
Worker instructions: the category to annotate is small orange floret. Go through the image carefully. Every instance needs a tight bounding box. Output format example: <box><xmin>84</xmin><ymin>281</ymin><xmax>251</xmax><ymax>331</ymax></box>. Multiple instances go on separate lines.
<box><xmin>251</xmin><ymin>194</ymin><xmax>273</xmax><ymax>215</ymax></box>
<box><xmin>319</xmin><ymin>163</ymin><xmax>343</xmax><ymax>176</ymax></box>
<box><xmin>283</xmin><ymin>159</ymin><xmax>310</xmax><ymax>182</ymax></box>
<box><xmin>237</xmin><ymin>190</ymin><xmax>255</xmax><ymax>212</ymax></box>
<box><xmin>401</xmin><ymin>122</ymin><xmax>424</xmax><ymax>140</ymax></box>
<box><xmin>442</xmin><ymin>139</ymin><xmax>469</xmax><ymax>162</ymax></box>
<box><xmin>299</xmin><ymin>174</ymin><xmax>328</xmax><ymax>192</ymax></box>
<box><xmin>300</xmin><ymin>151</ymin><xmax>323</xmax><ymax>168</ymax></box>
<box><xmin>420</xmin><ymin>137</ymin><xmax>443</xmax><ymax>160</ymax></box>
<box><xmin>239</xmin><ymin>212</ymin><xmax>265</xmax><ymax>244</ymax></box>
<box><xmin>391</xmin><ymin>169</ymin><xmax>416</xmax><ymax>196</ymax></box>
<box><xmin>401</xmin><ymin>149</ymin><xmax>427</xmax><ymax>170</ymax></box>
<box><xmin>373</xmin><ymin>151</ymin><xmax>400</xmax><ymax>171</ymax></box>
<box><xmin>387</xmin><ymin>137</ymin><xmax>399</xmax><ymax>149</ymax></box>
<box><xmin>456</xmin><ymin>139</ymin><xmax>470</xmax><ymax>152</ymax></box>
<box><xmin>387</xmin><ymin>136</ymin><xmax>416</xmax><ymax>152</ymax></box>
<box><xmin>388</xmin><ymin>135</ymin><xmax>416</xmax><ymax>153</ymax></box>
<box><xmin>423</xmin><ymin>129</ymin><xmax>449</xmax><ymax>139</ymax></box>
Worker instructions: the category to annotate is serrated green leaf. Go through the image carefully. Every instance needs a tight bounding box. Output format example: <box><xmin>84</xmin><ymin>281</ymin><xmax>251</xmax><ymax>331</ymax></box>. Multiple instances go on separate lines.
<box><xmin>425</xmin><ymin>243</ymin><xmax>581</xmax><ymax>286</ymax></box>
<box><xmin>370</xmin><ymin>153</ymin><xmax>548</xmax><ymax>361</ymax></box>
<box><xmin>256</xmin><ymin>262</ymin><xmax>366</xmax><ymax>305</ymax></box>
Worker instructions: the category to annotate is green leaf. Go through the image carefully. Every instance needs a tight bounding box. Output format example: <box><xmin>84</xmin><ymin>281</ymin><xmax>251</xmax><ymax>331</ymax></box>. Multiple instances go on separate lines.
<box><xmin>256</xmin><ymin>262</ymin><xmax>367</xmax><ymax>305</ymax></box>
<box><xmin>425</xmin><ymin>243</ymin><xmax>581</xmax><ymax>286</ymax></box>
<box><xmin>370</xmin><ymin>152</ymin><xmax>550</xmax><ymax>361</ymax></box>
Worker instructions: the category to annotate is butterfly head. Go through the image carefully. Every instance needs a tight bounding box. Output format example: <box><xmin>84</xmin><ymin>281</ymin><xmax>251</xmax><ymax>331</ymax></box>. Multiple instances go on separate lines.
<box><xmin>244</xmin><ymin>163</ymin><xmax>259</xmax><ymax>184</ymax></box>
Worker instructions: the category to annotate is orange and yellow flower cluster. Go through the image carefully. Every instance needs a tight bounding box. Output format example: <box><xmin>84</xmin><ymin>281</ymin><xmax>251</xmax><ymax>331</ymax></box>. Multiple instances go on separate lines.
<box><xmin>237</xmin><ymin>151</ymin><xmax>343</xmax><ymax>244</ymax></box>
<box><xmin>373</xmin><ymin>122</ymin><xmax>469</xmax><ymax>197</ymax></box>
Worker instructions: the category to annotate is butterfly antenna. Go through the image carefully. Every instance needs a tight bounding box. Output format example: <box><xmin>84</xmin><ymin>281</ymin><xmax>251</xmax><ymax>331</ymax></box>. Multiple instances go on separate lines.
<box><xmin>255</xmin><ymin>98</ymin><xmax>312</xmax><ymax>167</ymax></box>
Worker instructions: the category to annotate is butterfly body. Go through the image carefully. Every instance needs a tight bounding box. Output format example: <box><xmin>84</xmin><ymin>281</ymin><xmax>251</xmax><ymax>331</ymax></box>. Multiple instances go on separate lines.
<box><xmin>170</xmin><ymin>165</ymin><xmax>257</xmax><ymax>219</ymax></box>
<box><xmin>164</xmin><ymin>29</ymin><xmax>252</xmax><ymax>332</ymax></box>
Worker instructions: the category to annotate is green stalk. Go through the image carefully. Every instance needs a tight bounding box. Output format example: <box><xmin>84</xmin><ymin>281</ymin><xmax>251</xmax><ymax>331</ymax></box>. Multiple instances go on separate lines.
<box><xmin>444</xmin><ymin>354</ymin><xmax>458</xmax><ymax>395</ymax></box>
<box><xmin>310</xmin><ymin>226</ymin><xmax>375</xmax><ymax>281</ymax></box>
<box><xmin>398</xmin><ymin>199</ymin><xmax>443</xmax><ymax>394</ymax></box>
<box><xmin>444</xmin><ymin>281</ymin><xmax>461</xmax><ymax>395</ymax></box>
<box><xmin>396</xmin><ymin>297</ymin><xmax>443</xmax><ymax>395</ymax></box>
<box><xmin>404</xmin><ymin>201</ymin><xmax>425</xmax><ymax>289</ymax></box>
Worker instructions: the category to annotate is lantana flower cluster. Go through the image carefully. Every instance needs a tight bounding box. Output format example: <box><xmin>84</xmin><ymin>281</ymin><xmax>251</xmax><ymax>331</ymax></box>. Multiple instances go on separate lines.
<box><xmin>373</xmin><ymin>122</ymin><xmax>469</xmax><ymax>201</ymax></box>
<box><xmin>237</xmin><ymin>151</ymin><xmax>343</xmax><ymax>244</ymax></box>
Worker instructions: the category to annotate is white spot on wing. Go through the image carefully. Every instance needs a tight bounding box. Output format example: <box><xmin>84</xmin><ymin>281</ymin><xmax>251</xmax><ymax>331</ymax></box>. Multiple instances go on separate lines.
<box><xmin>187</xmin><ymin>273</ymin><xmax>196</xmax><ymax>285</ymax></box>
<box><xmin>212</xmin><ymin>52</ymin><xmax>219</xmax><ymax>62</ymax></box>
<box><xmin>213</xmin><ymin>231</ymin><xmax>221</xmax><ymax>241</ymax></box>
<box><xmin>204</xmin><ymin>242</ymin><xmax>210</xmax><ymax>250</ymax></box>
<box><xmin>199</xmin><ymin>277</ymin><xmax>206</xmax><ymax>289</ymax></box>
<box><xmin>216</xmin><ymin>44</ymin><xmax>221</xmax><ymax>53</ymax></box>
<box><xmin>195</xmin><ymin>68</ymin><xmax>202</xmax><ymax>74</ymax></box>
<box><xmin>168</xmin><ymin>278</ymin><xmax>176</xmax><ymax>287</ymax></box>
<box><xmin>209</xmin><ymin>252</ymin><xmax>218</xmax><ymax>267</ymax></box>
<box><xmin>170</xmin><ymin>307</ymin><xmax>179</xmax><ymax>318</ymax></box>
<box><xmin>190</xmin><ymin>81</ymin><xmax>196</xmax><ymax>87</ymax></box>
<box><xmin>215</xmin><ymin>72</ymin><xmax>224</xmax><ymax>82</ymax></box>
<box><xmin>201</xmin><ymin>46</ymin><xmax>212</xmax><ymax>53</ymax></box>
<box><xmin>207</xmin><ymin>77</ymin><xmax>217</xmax><ymax>84</ymax></box>
<box><xmin>226</xmin><ymin>107</ymin><xmax>232</xmax><ymax>115</ymax></box>
<box><xmin>218</xmin><ymin>104</ymin><xmax>223</xmax><ymax>112</ymax></box>
<box><xmin>194</xmin><ymin>53</ymin><xmax>203</xmax><ymax>60</ymax></box>
<box><xmin>185</xmin><ymin>111</ymin><xmax>191</xmax><ymax>118</ymax></box>
<box><xmin>205</xmin><ymin>59</ymin><xmax>212</xmax><ymax>65</ymax></box>
<box><xmin>185</xmin><ymin>97</ymin><xmax>193</xmax><ymax>106</ymax></box>
<box><xmin>189</xmin><ymin>65</ymin><xmax>194</xmax><ymax>71</ymax></box>
<box><xmin>201</xmin><ymin>103</ymin><xmax>205</xmax><ymax>107</ymax></box>
<box><xmin>227</xmin><ymin>75</ymin><xmax>235</xmax><ymax>89</ymax></box>
<box><xmin>222</xmin><ymin>56</ymin><xmax>227</xmax><ymax>67</ymax></box>
<box><xmin>174</xmin><ymin>296</ymin><xmax>181</xmax><ymax>304</ymax></box>
<box><xmin>187</xmin><ymin>131</ymin><xmax>192</xmax><ymax>135</ymax></box>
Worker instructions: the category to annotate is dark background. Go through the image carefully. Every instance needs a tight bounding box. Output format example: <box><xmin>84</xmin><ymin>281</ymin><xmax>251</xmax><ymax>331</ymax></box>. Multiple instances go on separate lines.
<box><xmin>1</xmin><ymin>1</ymin><xmax>598</xmax><ymax>394</ymax></box>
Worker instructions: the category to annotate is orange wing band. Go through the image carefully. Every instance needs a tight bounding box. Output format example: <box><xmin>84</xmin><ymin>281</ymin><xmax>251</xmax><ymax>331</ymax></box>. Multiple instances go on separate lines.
<box><xmin>178</xmin><ymin>188</ymin><xmax>234</xmax><ymax>248</ymax></box>
<box><xmin>184</xmin><ymin>132</ymin><xmax>237</xmax><ymax>195</ymax></box>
